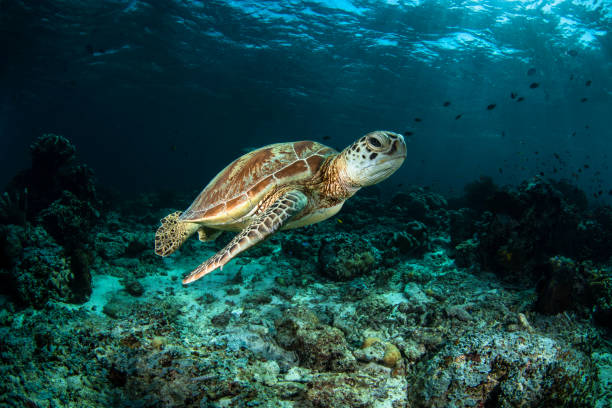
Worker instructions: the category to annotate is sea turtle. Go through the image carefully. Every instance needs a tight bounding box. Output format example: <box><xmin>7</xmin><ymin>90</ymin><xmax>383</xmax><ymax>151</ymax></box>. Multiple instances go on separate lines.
<box><xmin>155</xmin><ymin>130</ymin><xmax>407</xmax><ymax>284</ymax></box>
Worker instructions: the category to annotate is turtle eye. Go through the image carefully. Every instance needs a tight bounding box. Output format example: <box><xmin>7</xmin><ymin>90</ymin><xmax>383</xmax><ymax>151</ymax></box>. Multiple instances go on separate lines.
<box><xmin>367</xmin><ymin>136</ymin><xmax>382</xmax><ymax>149</ymax></box>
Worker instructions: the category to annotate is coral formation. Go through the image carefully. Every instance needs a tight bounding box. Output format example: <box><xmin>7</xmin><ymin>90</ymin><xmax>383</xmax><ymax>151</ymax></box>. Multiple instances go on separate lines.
<box><xmin>412</xmin><ymin>329</ymin><xmax>598</xmax><ymax>407</ymax></box>
<box><xmin>450</xmin><ymin>176</ymin><xmax>612</xmax><ymax>280</ymax></box>
<box><xmin>0</xmin><ymin>173</ymin><xmax>610</xmax><ymax>407</ymax></box>
<box><xmin>318</xmin><ymin>237</ymin><xmax>379</xmax><ymax>281</ymax></box>
<box><xmin>275</xmin><ymin>307</ymin><xmax>357</xmax><ymax>372</ymax></box>
<box><xmin>5</xmin><ymin>226</ymin><xmax>74</xmax><ymax>307</ymax></box>
<box><xmin>0</xmin><ymin>134</ymin><xmax>105</xmax><ymax>307</ymax></box>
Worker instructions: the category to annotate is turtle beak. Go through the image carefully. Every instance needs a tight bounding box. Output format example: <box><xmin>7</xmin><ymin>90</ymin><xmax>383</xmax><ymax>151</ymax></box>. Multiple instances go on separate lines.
<box><xmin>383</xmin><ymin>132</ymin><xmax>407</xmax><ymax>161</ymax></box>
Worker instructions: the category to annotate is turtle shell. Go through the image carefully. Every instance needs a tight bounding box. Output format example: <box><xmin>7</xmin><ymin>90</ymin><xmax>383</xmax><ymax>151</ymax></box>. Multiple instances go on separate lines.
<box><xmin>180</xmin><ymin>141</ymin><xmax>337</xmax><ymax>225</ymax></box>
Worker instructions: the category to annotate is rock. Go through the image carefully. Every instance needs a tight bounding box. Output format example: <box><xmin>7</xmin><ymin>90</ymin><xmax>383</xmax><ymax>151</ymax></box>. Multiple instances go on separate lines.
<box><xmin>306</xmin><ymin>367</ymin><xmax>407</xmax><ymax>408</ymax></box>
<box><xmin>211</xmin><ymin>309</ymin><xmax>232</xmax><ymax>327</ymax></box>
<box><xmin>390</xmin><ymin>220</ymin><xmax>429</xmax><ymax>256</ymax></box>
<box><xmin>403</xmin><ymin>282</ymin><xmax>434</xmax><ymax>309</ymax></box>
<box><xmin>30</xmin><ymin>133</ymin><xmax>76</xmax><ymax>172</ymax></box>
<box><xmin>2</xmin><ymin>226</ymin><xmax>76</xmax><ymax>308</ymax></box>
<box><xmin>103</xmin><ymin>299</ymin><xmax>122</xmax><ymax>319</ymax></box>
<box><xmin>391</xmin><ymin>186</ymin><xmax>448</xmax><ymax>226</ymax></box>
<box><xmin>318</xmin><ymin>237</ymin><xmax>379</xmax><ymax>281</ymax></box>
<box><xmin>6</xmin><ymin>133</ymin><xmax>98</xmax><ymax>216</ymax></box>
<box><xmin>455</xmin><ymin>176</ymin><xmax>590</xmax><ymax>283</ymax></box>
<box><xmin>253</xmin><ymin>360</ymin><xmax>280</xmax><ymax>386</ymax></box>
<box><xmin>354</xmin><ymin>338</ymin><xmax>402</xmax><ymax>368</ymax></box>
<box><xmin>275</xmin><ymin>307</ymin><xmax>356</xmax><ymax>372</ymax></box>
<box><xmin>412</xmin><ymin>330</ymin><xmax>597</xmax><ymax>407</ymax></box>
<box><xmin>535</xmin><ymin>256</ymin><xmax>591</xmax><ymax>315</ymax></box>
<box><xmin>124</xmin><ymin>280</ymin><xmax>144</xmax><ymax>297</ymax></box>
<box><xmin>282</xmin><ymin>238</ymin><xmax>314</xmax><ymax>260</ymax></box>
<box><xmin>284</xmin><ymin>366</ymin><xmax>312</xmax><ymax>383</ymax></box>
<box><xmin>39</xmin><ymin>191</ymin><xmax>99</xmax><ymax>250</ymax></box>
<box><xmin>220</xmin><ymin>326</ymin><xmax>297</xmax><ymax>370</ymax></box>
<box><xmin>452</xmin><ymin>238</ymin><xmax>480</xmax><ymax>269</ymax></box>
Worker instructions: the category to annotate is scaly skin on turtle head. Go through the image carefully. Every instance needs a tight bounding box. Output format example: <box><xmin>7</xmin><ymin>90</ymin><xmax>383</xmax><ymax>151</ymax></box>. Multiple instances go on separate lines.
<box><xmin>337</xmin><ymin>130</ymin><xmax>407</xmax><ymax>188</ymax></box>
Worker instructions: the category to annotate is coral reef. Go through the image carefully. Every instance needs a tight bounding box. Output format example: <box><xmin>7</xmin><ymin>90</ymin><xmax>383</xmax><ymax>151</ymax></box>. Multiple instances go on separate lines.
<box><xmin>2</xmin><ymin>226</ymin><xmax>74</xmax><ymax>307</ymax></box>
<box><xmin>6</xmin><ymin>133</ymin><xmax>98</xmax><ymax>215</ymax></box>
<box><xmin>0</xmin><ymin>175</ymin><xmax>611</xmax><ymax>407</ymax></box>
<box><xmin>450</xmin><ymin>176</ymin><xmax>612</xmax><ymax>281</ymax></box>
<box><xmin>276</xmin><ymin>307</ymin><xmax>357</xmax><ymax>372</ymax></box>
<box><xmin>318</xmin><ymin>236</ymin><xmax>379</xmax><ymax>281</ymax></box>
<box><xmin>0</xmin><ymin>134</ymin><xmax>104</xmax><ymax>308</ymax></box>
<box><xmin>412</xmin><ymin>329</ymin><xmax>597</xmax><ymax>407</ymax></box>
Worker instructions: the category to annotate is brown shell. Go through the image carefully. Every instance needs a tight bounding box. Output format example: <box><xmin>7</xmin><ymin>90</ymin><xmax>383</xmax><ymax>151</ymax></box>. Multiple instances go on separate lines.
<box><xmin>180</xmin><ymin>141</ymin><xmax>337</xmax><ymax>224</ymax></box>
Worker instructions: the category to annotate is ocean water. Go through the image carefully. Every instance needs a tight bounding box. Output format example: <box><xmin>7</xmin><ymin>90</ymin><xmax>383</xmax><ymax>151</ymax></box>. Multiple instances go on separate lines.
<box><xmin>1</xmin><ymin>1</ymin><xmax>612</xmax><ymax>407</ymax></box>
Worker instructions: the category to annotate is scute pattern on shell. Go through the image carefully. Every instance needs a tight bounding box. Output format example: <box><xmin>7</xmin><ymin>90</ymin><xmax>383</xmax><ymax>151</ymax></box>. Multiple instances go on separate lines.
<box><xmin>180</xmin><ymin>141</ymin><xmax>336</xmax><ymax>222</ymax></box>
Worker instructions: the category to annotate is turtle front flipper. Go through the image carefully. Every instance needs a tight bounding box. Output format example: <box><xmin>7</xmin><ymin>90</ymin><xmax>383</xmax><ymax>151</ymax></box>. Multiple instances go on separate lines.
<box><xmin>182</xmin><ymin>190</ymin><xmax>308</xmax><ymax>284</ymax></box>
<box><xmin>155</xmin><ymin>211</ymin><xmax>199</xmax><ymax>257</ymax></box>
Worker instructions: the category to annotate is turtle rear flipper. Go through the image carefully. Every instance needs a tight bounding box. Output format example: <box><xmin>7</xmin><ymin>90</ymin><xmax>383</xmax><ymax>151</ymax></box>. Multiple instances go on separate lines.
<box><xmin>155</xmin><ymin>211</ymin><xmax>199</xmax><ymax>257</ymax></box>
<box><xmin>197</xmin><ymin>226</ymin><xmax>222</xmax><ymax>242</ymax></box>
<box><xmin>182</xmin><ymin>190</ymin><xmax>308</xmax><ymax>284</ymax></box>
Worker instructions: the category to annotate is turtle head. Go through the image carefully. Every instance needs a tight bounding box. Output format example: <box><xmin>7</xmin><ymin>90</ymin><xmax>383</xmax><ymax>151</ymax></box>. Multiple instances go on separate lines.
<box><xmin>340</xmin><ymin>131</ymin><xmax>407</xmax><ymax>187</ymax></box>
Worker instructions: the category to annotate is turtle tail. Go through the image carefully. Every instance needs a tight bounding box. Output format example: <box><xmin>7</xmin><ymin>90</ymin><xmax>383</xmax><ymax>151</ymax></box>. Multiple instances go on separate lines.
<box><xmin>155</xmin><ymin>211</ymin><xmax>199</xmax><ymax>257</ymax></box>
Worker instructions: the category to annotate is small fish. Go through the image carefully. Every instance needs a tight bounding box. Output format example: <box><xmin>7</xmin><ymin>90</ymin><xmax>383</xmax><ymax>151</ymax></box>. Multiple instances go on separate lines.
<box><xmin>527</xmin><ymin>67</ymin><xmax>536</xmax><ymax>76</ymax></box>
<box><xmin>581</xmin><ymin>97</ymin><xmax>588</xmax><ymax>102</ymax></box>
<box><xmin>570</xmin><ymin>74</ymin><xmax>574</xmax><ymax>80</ymax></box>
<box><xmin>323</xmin><ymin>135</ymin><xmax>331</xmax><ymax>140</ymax></box>
<box><xmin>403</xmin><ymin>131</ymin><xmax>414</xmax><ymax>137</ymax></box>
<box><xmin>529</xmin><ymin>82</ymin><xmax>539</xmax><ymax>89</ymax></box>
<box><xmin>455</xmin><ymin>114</ymin><xmax>462</xmax><ymax>120</ymax></box>
<box><xmin>540</xmin><ymin>172</ymin><xmax>544</xmax><ymax>176</ymax></box>
<box><xmin>510</xmin><ymin>92</ymin><xmax>517</xmax><ymax>99</ymax></box>
<box><xmin>554</xmin><ymin>153</ymin><xmax>560</xmax><ymax>160</ymax></box>
<box><xmin>584</xmin><ymin>164</ymin><xmax>590</xmax><ymax>169</ymax></box>
<box><xmin>487</xmin><ymin>104</ymin><xmax>496</xmax><ymax>110</ymax></box>
<box><xmin>498</xmin><ymin>168</ymin><xmax>503</xmax><ymax>174</ymax></box>
<box><xmin>414</xmin><ymin>117</ymin><xmax>422</xmax><ymax>122</ymax></box>
<box><xmin>501</xmin><ymin>131</ymin><xmax>506</xmax><ymax>138</ymax></box>
<box><xmin>572</xmin><ymin>132</ymin><xmax>576</xmax><ymax>136</ymax></box>
<box><xmin>517</xmin><ymin>97</ymin><xmax>525</xmax><ymax>102</ymax></box>
<box><xmin>443</xmin><ymin>101</ymin><xmax>451</xmax><ymax>107</ymax></box>
<box><xmin>585</xmin><ymin>80</ymin><xmax>592</xmax><ymax>86</ymax></box>
<box><xmin>598</xmin><ymin>190</ymin><xmax>603</xmax><ymax>196</ymax></box>
<box><xmin>608</xmin><ymin>190</ymin><xmax>612</xmax><ymax>195</ymax></box>
<box><xmin>336</xmin><ymin>218</ymin><xmax>343</xmax><ymax>224</ymax></box>
<box><xmin>568</xmin><ymin>49</ymin><xmax>578</xmax><ymax>57</ymax></box>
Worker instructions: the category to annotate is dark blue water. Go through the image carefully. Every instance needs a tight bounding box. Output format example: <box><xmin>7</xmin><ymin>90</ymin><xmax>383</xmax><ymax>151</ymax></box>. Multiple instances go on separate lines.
<box><xmin>1</xmin><ymin>0</ymin><xmax>610</xmax><ymax>198</ymax></box>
